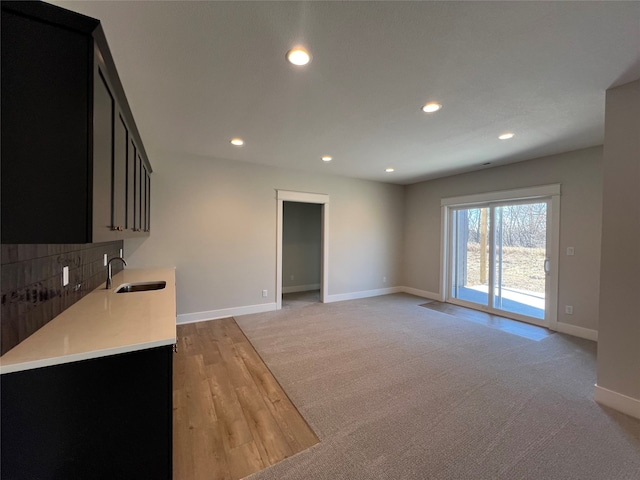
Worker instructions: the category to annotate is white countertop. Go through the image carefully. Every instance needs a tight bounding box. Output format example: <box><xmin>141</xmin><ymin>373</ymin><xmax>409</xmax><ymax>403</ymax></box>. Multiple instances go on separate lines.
<box><xmin>0</xmin><ymin>267</ymin><xmax>177</xmax><ymax>374</ymax></box>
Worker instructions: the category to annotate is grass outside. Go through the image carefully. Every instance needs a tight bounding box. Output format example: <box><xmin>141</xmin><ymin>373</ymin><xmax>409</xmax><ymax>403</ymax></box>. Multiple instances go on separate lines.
<box><xmin>464</xmin><ymin>243</ymin><xmax>546</xmax><ymax>294</ymax></box>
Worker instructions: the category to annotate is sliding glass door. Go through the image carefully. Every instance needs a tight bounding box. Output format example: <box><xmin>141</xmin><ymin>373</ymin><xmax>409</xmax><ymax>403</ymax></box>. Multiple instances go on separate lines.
<box><xmin>450</xmin><ymin>207</ymin><xmax>491</xmax><ymax>307</ymax></box>
<box><xmin>449</xmin><ymin>200</ymin><xmax>550</xmax><ymax>326</ymax></box>
<box><xmin>492</xmin><ymin>203</ymin><xmax>547</xmax><ymax>320</ymax></box>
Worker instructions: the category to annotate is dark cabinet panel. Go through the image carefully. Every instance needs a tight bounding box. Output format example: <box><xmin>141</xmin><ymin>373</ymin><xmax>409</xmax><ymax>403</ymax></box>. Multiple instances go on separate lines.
<box><xmin>135</xmin><ymin>153</ymin><xmax>143</xmax><ymax>232</ymax></box>
<box><xmin>113</xmin><ymin>113</ymin><xmax>129</xmax><ymax>233</ymax></box>
<box><xmin>1</xmin><ymin>346</ymin><xmax>173</xmax><ymax>479</ymax></box>
<box><xmin>93</xmin><ymin>69</ymin><xmax>115</xmax><ymax>243</ymax></box>
<box><xmin>1</xmin><ymin>1</ymin><xmax>151</xmax><ymax>243</ymax></box>
<box><xmin>127</xmin><ymin>140</ymin><xmax>136</xmax><ymax>230</ymax></box>
<box><xmin>142</xmin><ymin>165</ymin><xmax>150</xmax><ymax>232</ymax></box>
<box><xmin>129</xmin><ymin>152</ymin><xmax>151</xmax><ymax>235</ymax></box>
<box><xmin>146</xmin><ymin>170</ymin><xmax>151</xmax><ymax>232</ymax></box>
<box><xmin>0</xmin><ymin>9</ymin><xmax>91</xmax><ymax>244</ymax></box>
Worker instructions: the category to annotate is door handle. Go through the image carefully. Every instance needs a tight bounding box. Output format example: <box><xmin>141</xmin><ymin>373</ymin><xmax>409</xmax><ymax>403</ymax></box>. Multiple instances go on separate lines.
<box><xmin>544</xmin><ymin>259</ymin><xmax>551</xmax><ymax>275</ymax></box>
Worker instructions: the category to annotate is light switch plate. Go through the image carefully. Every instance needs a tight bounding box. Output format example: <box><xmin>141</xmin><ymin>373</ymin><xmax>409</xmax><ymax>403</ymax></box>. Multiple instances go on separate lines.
<box><xmin>62</xmin><ymin>266</ymin><xmax>69</xmax><ymax>287</ymax></box>
<box><xmin>566</xmin><ymin>247</ymin><xmax>575</xmax><ymax>256</ymax></box>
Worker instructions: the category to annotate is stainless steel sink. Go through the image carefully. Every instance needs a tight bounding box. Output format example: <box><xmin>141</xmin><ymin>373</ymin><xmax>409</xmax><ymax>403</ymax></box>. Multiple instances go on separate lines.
<box><xmin>116</xmin><ymin>281</ymin><xmax>166</xmax><ymax>293</ymax></box>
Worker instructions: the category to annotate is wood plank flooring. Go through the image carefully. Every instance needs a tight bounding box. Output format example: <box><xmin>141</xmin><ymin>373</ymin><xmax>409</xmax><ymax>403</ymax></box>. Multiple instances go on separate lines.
<box><xmin>173</xmin><ymin>317</ymin><xmax>318</xmax><ymax>480</ymax></box>
<box><xmin>420</xmin><ymin>301</ymin><xmax>553</xmax><ymax>341</ymax></box>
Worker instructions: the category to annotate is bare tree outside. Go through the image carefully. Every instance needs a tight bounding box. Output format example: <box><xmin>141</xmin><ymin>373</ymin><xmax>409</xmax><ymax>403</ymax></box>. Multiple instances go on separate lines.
<box><xmin>463</xmin><ymin>203</ymin><xmax>547</xmax><ymax>295</ymax></box>
<box><xmin>465</xmin><ymin>203</ymin><xmax>546</xmax><ymax>248</ymax></box>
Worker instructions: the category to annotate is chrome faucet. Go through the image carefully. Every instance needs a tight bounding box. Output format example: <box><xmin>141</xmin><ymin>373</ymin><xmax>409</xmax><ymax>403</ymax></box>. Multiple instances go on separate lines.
<box><xmin>106</xmin><ymin>257</ymin><xmax>127</xmax><ymax>289</ymax></box>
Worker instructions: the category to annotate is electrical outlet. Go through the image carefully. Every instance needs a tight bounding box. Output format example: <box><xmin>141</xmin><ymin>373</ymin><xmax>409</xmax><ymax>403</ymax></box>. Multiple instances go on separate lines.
<box><xmin>383</xmin><ymin>276</ymin><xmax>387</xmax><ymax>283</ymax></box>
<box><xmin>262</xmin><ymin>289</ymin><xmax>268</xmax><ymax>297</ymax></box>
<box><xmin>103</xmin><ymin>254</ymin><xmax>108</xmax><ymax>266</ymax></box>
<box><xmin>565</xmin><ymin>305</ymin><xmax>573</xmax><ymax>315</ymax></box>
<box><xmin>290</xmin><ymin>275</ymin><xmax>294</xmax><ymax>281</ymax></box>
<box><xmin>62</xmin><ymin>266</ymin><xmax>69</xmax><ymax>287</ymax></box>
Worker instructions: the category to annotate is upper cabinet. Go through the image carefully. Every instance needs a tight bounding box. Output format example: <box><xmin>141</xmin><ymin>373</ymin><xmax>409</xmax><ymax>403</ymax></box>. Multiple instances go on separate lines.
<box><xmin>1</xmin><ymin>1</ymin><xmax>152</xmax><ymax>244</ymax></box>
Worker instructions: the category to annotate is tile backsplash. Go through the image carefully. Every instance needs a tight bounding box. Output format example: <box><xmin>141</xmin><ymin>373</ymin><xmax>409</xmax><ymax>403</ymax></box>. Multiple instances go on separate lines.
<box><xmin>1</xmin><ymin>241</ymin><xmax>124</xmax><ymax>356</ymax></box>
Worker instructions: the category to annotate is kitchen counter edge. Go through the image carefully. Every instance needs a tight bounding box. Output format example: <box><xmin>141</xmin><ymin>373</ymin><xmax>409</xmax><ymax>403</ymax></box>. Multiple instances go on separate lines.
<box><xmin>0</xmin><ymin>267</ymin><xmax>176</xmax><ymax>375</ymax></box>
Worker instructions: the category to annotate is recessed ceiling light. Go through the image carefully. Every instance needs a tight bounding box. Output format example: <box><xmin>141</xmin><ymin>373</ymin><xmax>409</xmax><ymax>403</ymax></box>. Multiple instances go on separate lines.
<box><xmin>230</xmin><ymin>138</ymin><xmax>244</xmax><ymax>146</ymax></box>
<box><xmin>422</xmin><ymin>102</ymin><xmax>442</xmax><ymax>113</ymax></box>
<box><xmin>385</xmin><ymin>168</ymin><xmax>395</xmax><ymax>173</ymax></box>
<box><xmin>498</xmin><ymin>132</ymin><xmax>515</xmax><ymax>140</ymax></box>
<box><xmin>286</xmin><ymin>46</ymin><xmax>311</xmax><ymax>66</ymax></box>
<box><xmin>321</xmin><ymin>156</ymin><xmax>332</xmax><ymax>162</ymax></box>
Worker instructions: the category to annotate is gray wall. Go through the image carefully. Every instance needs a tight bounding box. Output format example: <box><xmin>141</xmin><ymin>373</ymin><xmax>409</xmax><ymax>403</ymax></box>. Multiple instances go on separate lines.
<box><xmin>283</xmin><ymin>202</ymin><xmax>322</xmax><ymax>290</ymax></box>
<box><xmin>597</xmin><ymin>79</ymin><xmax>640</xmax><ymax>401</ymax></box>
<box><xmin>404</xmin><ymin>146</ymin><xmax>603</xmax><ymax>331</ymax></box>
<box><xmin>124</xmin><ymin>151</ymin><xmax>404</xmax><ymax>316</ymax></box>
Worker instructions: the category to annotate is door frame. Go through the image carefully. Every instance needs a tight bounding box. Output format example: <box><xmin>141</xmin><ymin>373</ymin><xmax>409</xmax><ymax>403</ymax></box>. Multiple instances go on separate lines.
<box><xmin>440</xmin><ymin>184</ymin><xmax>560</xmax><ymax>330</ymax></box>
<box><xmin>276</xmin><ymin>190</ymin><xmax>329</xmax><ymax>310</ymax></box>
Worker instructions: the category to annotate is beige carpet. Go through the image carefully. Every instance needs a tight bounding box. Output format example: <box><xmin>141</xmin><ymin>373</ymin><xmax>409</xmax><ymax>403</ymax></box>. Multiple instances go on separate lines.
<box><xmin>235</xmin><ymin>293</ymin><xmax>640</xmax><ymax>480</ymax></box>
<box><xmin>236</xmin><ymin>294</ymin><xmax>640</xmax><ymax>480</ymax></box>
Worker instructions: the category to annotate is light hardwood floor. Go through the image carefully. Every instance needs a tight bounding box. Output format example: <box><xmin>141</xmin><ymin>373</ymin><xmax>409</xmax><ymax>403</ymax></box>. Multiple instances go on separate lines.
<box><xmin>173</xmin><ymin>317</ymin><xmax>318</xmax><ymax>479</ymax></box>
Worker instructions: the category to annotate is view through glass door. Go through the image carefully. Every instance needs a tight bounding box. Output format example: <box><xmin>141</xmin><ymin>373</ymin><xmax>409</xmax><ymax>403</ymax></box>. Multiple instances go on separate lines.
<box><xmin>449</xmin><ymin>200</ymin><xmax>549</xmax><ymax>325</ymax></box>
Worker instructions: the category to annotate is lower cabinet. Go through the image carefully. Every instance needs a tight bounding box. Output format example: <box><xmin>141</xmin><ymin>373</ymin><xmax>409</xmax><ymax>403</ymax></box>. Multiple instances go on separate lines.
<box><xmin>1</xmin><ymin>346</ymin><xmax>173</xmax><ymax>479</ymax></box>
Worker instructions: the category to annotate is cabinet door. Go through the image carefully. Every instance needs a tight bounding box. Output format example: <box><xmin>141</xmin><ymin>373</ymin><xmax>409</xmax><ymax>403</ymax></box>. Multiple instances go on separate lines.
<box><xmin>1</xmin><ymin>8</ymin><xmax>91</xmax><ymax>243</ymax></box>
<box><xmin>1</xmin><ymin>3</ymin><xmax>152</xmax><ymax>243</ymax></box>
<box><xmin>126</xmin><ymin>139</ymin><xmax>137</xmax><ymax>231</ymax></box>
<box><xmin>146</xmin><ymin>170</ymin><xmax>151</xmax><ymax>232</ymax></box>
<box><xmin>112</xmin><ymin>113</ymin><xmax>128</xmax><ymax>233</ymax></box>
<box><xmin>1</xmin><ymin>346</ymin><xmax>173</xmax><ymax>479</ymax></box>
<box><xmin>142</xmin><ymin>165</ymin><xmax>149</xmax><ymax>233</ymax></box>
<box><xmin>92</xmin><ymin>67</ymin><xmax>115</xmax><ymax>243</ymax></box>
<box><xmin>133</xmin><ymin>153</ymin><xmax>141</xmax><ymax>232</ymax></box>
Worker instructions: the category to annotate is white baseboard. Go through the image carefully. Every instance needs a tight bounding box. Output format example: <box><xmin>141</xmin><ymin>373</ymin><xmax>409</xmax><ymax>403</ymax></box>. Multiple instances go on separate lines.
<box><xmin>179</xmin><ymin>286</ymin><xmax>406</xmax><ymax>323</ymax></box>
<box><xmin>556</xmin><ymin>322</ymin><xmax>598</xmax><ymax>341</ymax></box>
<box><xmin>177</xmin><ymin>302</ymin><xmax>277</xmax><ymax>325</ymax></box>
<box><xmin>325</xmin><ymin>286</ymin><xmax>402</xmax><ymax>303</ymax></box>
<box><xmin>594</xmin><ymin>384</ymin><xmax>640</xmax><ymax>420</ymax></box>
<box><xmin>282</xmin><ymin>283</ymin><xmax>320</xmax><ymax>294</ymax></box>
<box><xmin>400</xmin><ymin>286</ymin><xmax>442</xmax><ymax>301</ymax></box>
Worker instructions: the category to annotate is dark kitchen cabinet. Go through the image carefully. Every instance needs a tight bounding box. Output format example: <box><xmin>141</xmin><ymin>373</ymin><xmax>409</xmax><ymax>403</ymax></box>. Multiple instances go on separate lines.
<box><xmin>127</xmin><ymin>141</ymin><xmax>137</xmax><ymax>231</ymax></box>
<box><xmin>143</xmin><ymin>165</ymin><xmax>151</xmax><ymax>233</ymax></box>
<box><xmin>132</xmin><ymin>148</ymin><xmax>145</xmax><ymax>233</ymax></box>
<box><xmin>1</xmin><ymin>346</ymin><xmax>173</xmax><ymax>479</ymax></box>
<box><xmin>113</xmin><ymin>112</ymin><xmax>129</xmax><ymax>235</ymax></box>
<box><xmin>93</xmin><ymin>66</ymin><xmax>117</xmax><ymax>242</ymax></box>
<box><xmin>1</xmin><ymin>1</ymin><xmax>151</xmax><ymax>244</ymax></box>
<box><xmin>95</xmin><ymin>53</ymin><xmax>154</xmax><ymax>241</ymax></box>
<box><xmin>146</xmin><ymin>169</ymin><xmax>152</xmax><ymax>232</ymax></box>
<box><xmin>127</xmin><ymin>139</ymin><xmax>149</xmax><ymax>234</ymax></box>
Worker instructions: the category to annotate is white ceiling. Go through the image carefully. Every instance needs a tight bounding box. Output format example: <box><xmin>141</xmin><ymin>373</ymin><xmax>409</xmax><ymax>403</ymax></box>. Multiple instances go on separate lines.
<box><xmin>53</xmin><ymin>1</ymin><xmax>640</xmax><ymax>185</ymax></box>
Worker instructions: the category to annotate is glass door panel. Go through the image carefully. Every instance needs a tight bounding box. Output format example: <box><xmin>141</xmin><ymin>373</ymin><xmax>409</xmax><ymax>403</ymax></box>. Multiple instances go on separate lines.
<box><xmin>449</xmin><ymin>200</ymin><xmax>550</xmax><ymax>326</ymax></box>
<box><xmin>450</xmin><ymin>207</ymin><xmax>490</xmax><ymax>307</ymax></box>
<box><xmin>492</xmin><ymin>202</ymin><xmax>547</xmax><ymax>319</ymax></box>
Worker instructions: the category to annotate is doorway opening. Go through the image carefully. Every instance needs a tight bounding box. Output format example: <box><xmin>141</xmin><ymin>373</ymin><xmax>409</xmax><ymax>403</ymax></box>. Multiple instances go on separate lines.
<box><xmin>282</xmin><ymin>201</ymin><xmax>322</xmax><ymax>309</ymax></box>
<box><xmin>276</xmin><ymin>190</ymin><xmax>329</xmax><ymax>310</ymax></box>
<box><xmin>441</xmin><ymin>185</ymin><xmax>560</xmax><ymax>329</ymax></box>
